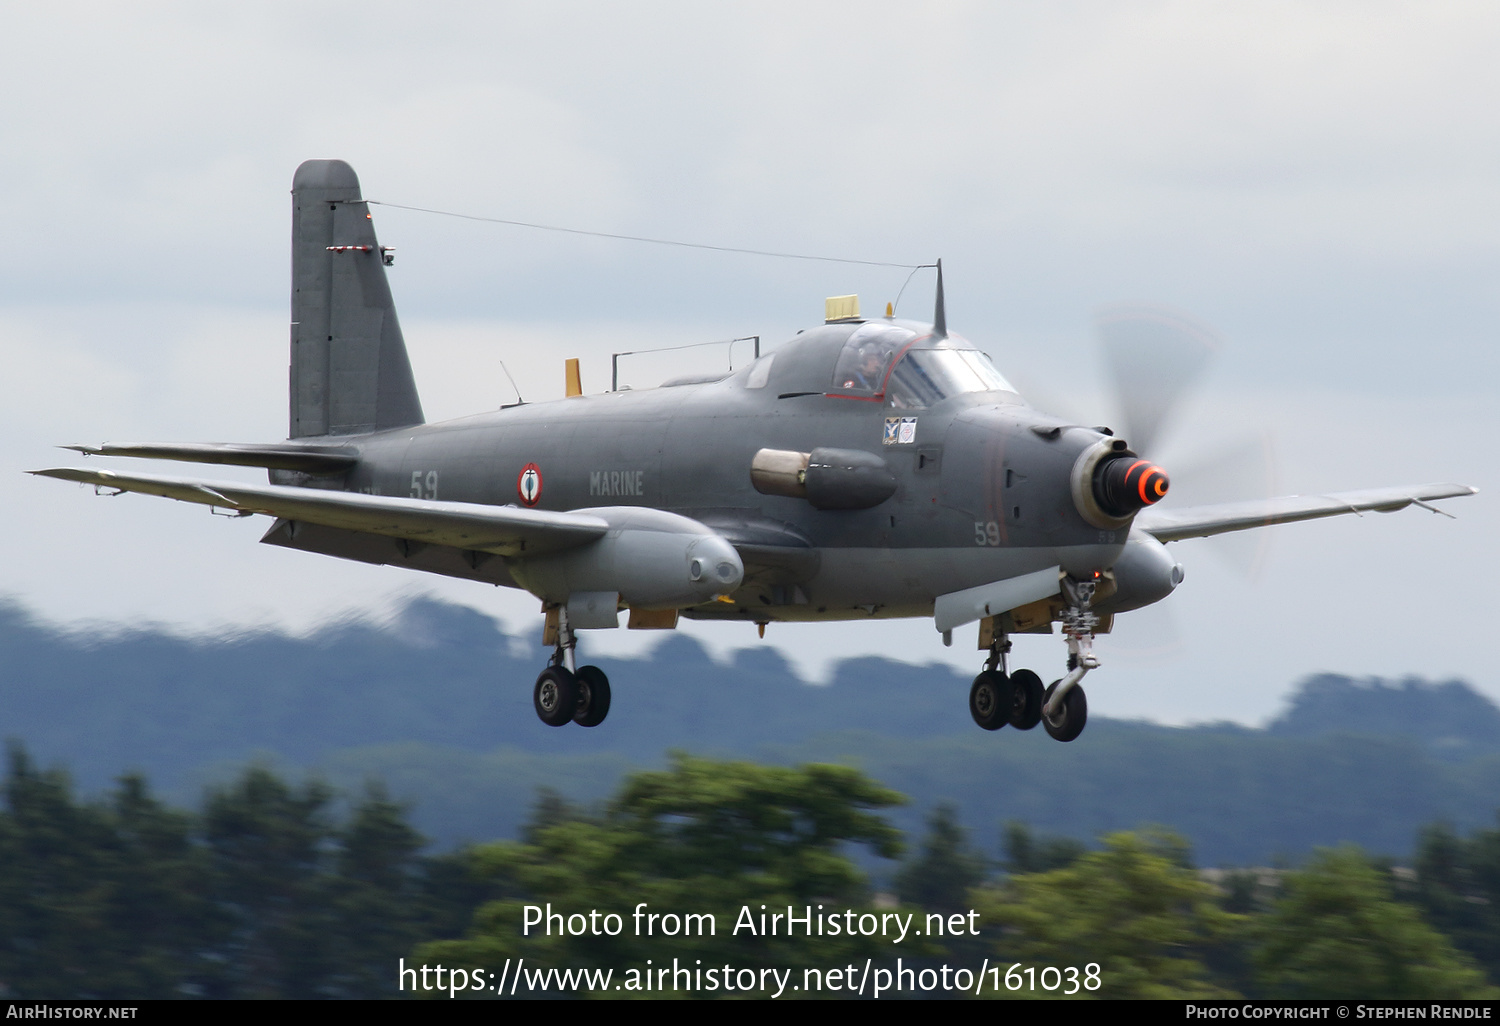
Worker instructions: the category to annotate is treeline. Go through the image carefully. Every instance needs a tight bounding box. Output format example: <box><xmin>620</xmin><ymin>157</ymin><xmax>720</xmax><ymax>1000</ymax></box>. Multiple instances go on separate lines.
<box><xmin>0</xmin><ymin>746</ymin><xmax>489</xmax><ymax>998</ymax></box>
<box><xmin>1</xmin><ymin>746</ymin><xmax>1498</xmax><ymax>999</ymax></box>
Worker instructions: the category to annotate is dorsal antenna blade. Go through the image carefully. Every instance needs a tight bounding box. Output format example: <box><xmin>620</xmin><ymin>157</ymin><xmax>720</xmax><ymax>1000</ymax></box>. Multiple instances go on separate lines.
<box><xmin>932</xmin><ymin>259</ymin><xmax>947</xmax><ymax>338</ymax></box>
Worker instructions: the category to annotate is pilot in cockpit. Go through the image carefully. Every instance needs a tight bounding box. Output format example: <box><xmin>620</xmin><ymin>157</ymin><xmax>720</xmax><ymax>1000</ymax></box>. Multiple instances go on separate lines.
<box><xmin>842</xmin><ymin>346</ymin><xmax>888</xmax><ymax>392</ymax></box>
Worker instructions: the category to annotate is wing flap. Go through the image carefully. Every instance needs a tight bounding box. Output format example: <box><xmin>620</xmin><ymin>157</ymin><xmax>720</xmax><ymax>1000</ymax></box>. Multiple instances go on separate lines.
<box><xmin>934</xmin><ymin>565</ymin><xmax>1063</xmax><ymax>633</ymax></box>
<box><xmin>32</xmin><ymin>467</ymin><xmax>607</xmax><ymax>556</ymax></box>
<box><xmin>1135</xmin><ymin>483</ymin><xmax>1478</xmax><ymax>543</ymax></box>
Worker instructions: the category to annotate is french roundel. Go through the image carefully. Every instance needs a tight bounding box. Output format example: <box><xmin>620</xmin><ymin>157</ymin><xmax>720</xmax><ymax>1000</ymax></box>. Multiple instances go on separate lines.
<box><xmin>517</xmin><ymin>463</ymin><xmax>543</xmax><ymax>506</ymax></box>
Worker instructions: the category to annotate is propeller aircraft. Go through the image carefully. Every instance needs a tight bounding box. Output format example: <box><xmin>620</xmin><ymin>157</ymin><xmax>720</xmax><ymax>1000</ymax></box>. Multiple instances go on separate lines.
<box><xmin>33</xmin><ymin>160</ymin><xmax>1477</xmax><ymax>740</ymax></box>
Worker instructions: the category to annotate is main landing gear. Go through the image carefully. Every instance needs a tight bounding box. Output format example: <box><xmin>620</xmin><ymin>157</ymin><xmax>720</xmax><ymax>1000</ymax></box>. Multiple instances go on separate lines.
<box><xmin>533</xmin><ymin>605</ymin><xmax>612</xmax><ymax>728</ymax></box>
<box><xmin>968</xmin><ymin>575</ymin><xmax>1097</xmax><ymax>743</ymax></box>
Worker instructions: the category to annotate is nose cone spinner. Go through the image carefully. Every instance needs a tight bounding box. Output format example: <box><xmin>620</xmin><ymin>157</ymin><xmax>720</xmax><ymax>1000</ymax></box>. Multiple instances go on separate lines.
<box><xmin>1094</xmin><ymin>456</ymin><xmax>1170</xmax><ymax>518</ymax></box>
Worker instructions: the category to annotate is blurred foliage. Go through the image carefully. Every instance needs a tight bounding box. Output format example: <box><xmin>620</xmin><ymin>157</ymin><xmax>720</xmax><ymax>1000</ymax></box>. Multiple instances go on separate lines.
<box><xmin>1000</xmin><ymin>820</ymin><xmax>1087</xmax><ymax>875</ymax></box>
<box><xmin>896</xmin><ymin>804</ymin><xmax>988</xmax><ymax>914</ymax></box>
<box><xmin>419</xmin><ymin>753</ymin><xmax>912</xmax><ymax>984</ymax></box>
<box><xmin>0</xmin><ymin>745</ymin><xmax>489</xmax><ymax>999</ymax></box>
<box><xmin>975</xmin><ymin>830</ymin><xmax>1241</xmax><ymax>999</ymax></box>
<box><xmin>1410</xmin><ymin>818</ymin><xmax>1500</xmax><ymax>983</ymax></box>
<box><xmin>4</xmin><ymin>741</ymin><xmax>1500</xmax><ymax>1000</ymax></box>
<box><xmin>1254</xmin><ymin>845</ymin><xmax>1497</xmax><ymax>999</ymax></box>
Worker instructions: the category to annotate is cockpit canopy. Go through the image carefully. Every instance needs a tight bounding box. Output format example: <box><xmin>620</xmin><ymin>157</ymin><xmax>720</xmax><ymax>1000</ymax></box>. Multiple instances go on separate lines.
<box><xmin>829</xmin><ymin>323</ymin><xmax>1015</xmax><ymax>408</ymax></box>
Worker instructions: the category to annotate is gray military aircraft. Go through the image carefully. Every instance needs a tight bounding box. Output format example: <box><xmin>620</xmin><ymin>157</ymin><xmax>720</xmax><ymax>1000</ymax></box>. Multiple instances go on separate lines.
<box><xmin>33</xmin><ymin>159</ymin><xmax>1477</xmax><ymax>740</ymax></box>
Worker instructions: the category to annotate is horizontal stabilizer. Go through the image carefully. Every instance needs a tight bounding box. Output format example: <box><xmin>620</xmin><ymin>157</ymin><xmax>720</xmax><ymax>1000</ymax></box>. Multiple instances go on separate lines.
<box><xmin>1135</xmin><ymin>483</ymin><xmax>1478</xmax><ymax>543</ymax></box>
<box><xmin>31</xmin><ymin>467</ymin><xmax>607</xmax><ymax>557</ymax></box>
<box><xmin>62</xmin><ymin>442</ymin><xmax>359</xmax><ymax>475</ymax></box>
<box><xmin>934</xmin><ymin>565</ymin><xmax>1062</xmax><ymax>633</ymax></box>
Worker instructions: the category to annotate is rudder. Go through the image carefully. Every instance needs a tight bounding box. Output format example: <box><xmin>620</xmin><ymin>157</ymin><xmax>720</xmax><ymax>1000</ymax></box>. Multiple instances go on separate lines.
<box><xmin>289</xmin><ymin>159</ymin><xmax>424</xmax><ymax>438</ymax></box>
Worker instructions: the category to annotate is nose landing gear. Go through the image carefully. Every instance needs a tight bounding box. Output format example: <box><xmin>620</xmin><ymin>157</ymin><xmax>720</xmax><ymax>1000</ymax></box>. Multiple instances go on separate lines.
<box><xmin>968</xmin><ymin>575</ymin><xmax>1099</xmax><ymax>742</ymax></box>
<box><xmin>533</xmin><ymin>605</ymin><xmax>612</xmax><ymax>728</ymax></box>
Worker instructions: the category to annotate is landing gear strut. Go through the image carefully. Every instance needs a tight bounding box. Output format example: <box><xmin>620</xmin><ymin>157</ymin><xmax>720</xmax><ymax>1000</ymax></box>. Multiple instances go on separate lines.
<box><xmin>533</xmin><ymin>605</ymin><xmax>612</xmax><ymax>728</ymax></box>
<box><xmin>1041</xmin><ymin>575</ymin><xmax>1099</xmax><ymax>743</ymax></box>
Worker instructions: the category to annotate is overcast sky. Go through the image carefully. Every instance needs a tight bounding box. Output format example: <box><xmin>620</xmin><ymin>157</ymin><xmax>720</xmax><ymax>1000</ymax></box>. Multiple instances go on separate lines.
<box><xmin>3</xmin><ymin>2</ymin><xmax>1495</xmax><ymax>725</ymax></box>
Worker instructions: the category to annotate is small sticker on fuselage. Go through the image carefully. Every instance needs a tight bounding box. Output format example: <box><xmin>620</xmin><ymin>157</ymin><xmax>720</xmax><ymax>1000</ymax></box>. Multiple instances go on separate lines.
<box><xmin>885</xmin><ymin>416</ymin><xmax>918</xmax><ymax>445</ymax></box>
<box><xmin>518</xmin><ymin>463</ymin><xmax>543</xmax><ymax>505</ymax></box>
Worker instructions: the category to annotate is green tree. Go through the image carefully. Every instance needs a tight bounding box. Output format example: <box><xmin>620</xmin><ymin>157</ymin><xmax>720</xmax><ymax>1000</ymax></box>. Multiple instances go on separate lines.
<box><xmin>1000</xmin><ymin>820</ymin><xmax>1085</xmax><ymax>875</ymax></box>
<box><xmin>325</xmin><ymin>782</ymin><xmax>430</xmax><ymax>997</ymax></box>
<box><xmin>896</xmin><ymin>804</ymin><xmax>988</xmax><ymax>913</ymax></box>
<box><xmin>975</xmin><ymin>830</ymin><xmax>1241</xmax><ymax>998</ymax></box>
<box><xmin>94</xmin><ymin>774</ymin><xmax>218</xmax><ymax>997</ymax></box>
<box><xmin>0</xmin><ymin>750</ymin><xmax>471</xmax><ymax>999</ymax></box>
<box><xmin>419</xmin><ymin>754</ymin><xmax>907</xmax><ymax>994</ymax></box>
<box><xmin>0</xmin><ymin>748</ymin><xmax>217</xmax><ymax>998</ymax></box>
<box><xmin>1412</xmin><ymin>819</ymin><xmax>1500</xmax><ymax>983</ymax></box>
<box><xmin>0</xmin><ymin>746</ymin><xmax>125</xmax><ymax>997</ymax></box>
<box><xmin>1255</xmin><ymin>845</ymin><xmax>1496</xmax><ymax>999</ymax></box>
<box><xmin>201</xmin><ymin>766</ymin><xmax>340</xmax><ymax>997</ymax></box>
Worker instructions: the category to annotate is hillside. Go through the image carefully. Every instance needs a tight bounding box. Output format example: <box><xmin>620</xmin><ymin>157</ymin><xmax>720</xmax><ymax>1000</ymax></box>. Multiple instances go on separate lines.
<box><xmin>2</xmin><ymin>596</ymin><xmax>1496</xmax><ymax>864</ymax></box>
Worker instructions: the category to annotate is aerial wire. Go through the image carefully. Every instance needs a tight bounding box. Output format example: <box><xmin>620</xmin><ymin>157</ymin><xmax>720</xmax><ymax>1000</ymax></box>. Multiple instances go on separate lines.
<box><xmin>365</xmin><ymin>200</ymin><xmax>925</xmax><ymax>269</ymax></box>
<box><xmin>891</xmin><ymin>263</ymin><xmax>938</xmax><ymax>314</ymax></box>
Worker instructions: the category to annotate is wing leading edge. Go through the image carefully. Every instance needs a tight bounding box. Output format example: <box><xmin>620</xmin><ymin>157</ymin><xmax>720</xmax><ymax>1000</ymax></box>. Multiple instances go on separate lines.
<box><xmin>31</xmin><ymin>467</ymin><xmax>607</xmax><ymax>557</ymax></box>
<box><xmin>1134</xmin><ymin>483</ymin><xmax>1477</xmax><ymax>543</ymax></box>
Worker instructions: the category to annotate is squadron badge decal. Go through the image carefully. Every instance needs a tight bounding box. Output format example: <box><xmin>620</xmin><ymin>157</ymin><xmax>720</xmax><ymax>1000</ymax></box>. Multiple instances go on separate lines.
<box><xmin>884</xmin><ymin>416</ymin><xmax>918</xmax><ymax>445</ymax></box>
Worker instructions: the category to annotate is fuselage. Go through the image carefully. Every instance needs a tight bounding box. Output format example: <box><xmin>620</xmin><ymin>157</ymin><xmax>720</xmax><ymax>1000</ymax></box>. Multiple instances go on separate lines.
<box><xmin>270</xmin><ymin>320</ymin><xmax>1130</xmax><ymax>625</ymax></box>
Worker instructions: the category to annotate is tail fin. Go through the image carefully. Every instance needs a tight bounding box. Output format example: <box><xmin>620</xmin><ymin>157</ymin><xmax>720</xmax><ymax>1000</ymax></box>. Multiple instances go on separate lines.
<box><xmin>289</xmin><ymin>159</ymin><xmax>424</xmax><ymax>438</ymax></box>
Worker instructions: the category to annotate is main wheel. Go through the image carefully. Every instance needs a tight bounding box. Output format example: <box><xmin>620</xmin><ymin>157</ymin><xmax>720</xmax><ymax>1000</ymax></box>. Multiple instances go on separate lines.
<box><xmin>969</xmin><ymin>670</ymin><xmax>1013</xmax><ymax>731</ymax></box>
<box><xmin>533</xmin><ymin>666</ymin><xmax>578</xmax><ymax>727</ymax></box>
<box><xmin>573</xmin><ymin>665</ymin><xmax>612</xmax><ymax>727</ymax></box>
<box><xmin>1042</xmin><ymin>680</ymin><xmax>1088</xmax><ymax>742</ymax></box>
<box><xmin>1008</xmin><ymin>669</ymin><xmax>1044</xmax><ymax>730</ymax></box>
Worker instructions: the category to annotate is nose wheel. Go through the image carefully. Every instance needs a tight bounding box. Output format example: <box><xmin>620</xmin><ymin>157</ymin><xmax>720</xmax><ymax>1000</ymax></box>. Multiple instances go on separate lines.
<box><xmin>534</xmin><ymin>604</ymin><xmax>612</xmax><ymax>727</ymax></box>
<box><xmin>1042</xmin><ymin>679</ymin><xmax>1087</xmax><ymax>742</ymax></box>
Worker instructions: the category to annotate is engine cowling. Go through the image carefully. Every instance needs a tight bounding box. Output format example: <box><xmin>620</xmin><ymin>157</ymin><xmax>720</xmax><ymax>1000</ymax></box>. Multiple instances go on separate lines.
<box><xmin>509</xmin><ymin>506</ymin><xmax>743</xmax><ymax>615</ymax></box>
<box><xmin>1070</xmin><ymin>437</ymin><xmax>1170</xmax><ymax>528</ymax></box>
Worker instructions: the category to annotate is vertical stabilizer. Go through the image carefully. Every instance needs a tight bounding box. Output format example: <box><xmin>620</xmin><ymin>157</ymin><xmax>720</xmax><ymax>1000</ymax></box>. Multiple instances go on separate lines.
<box><xmin>290</xmin><ymin>160</ymin><xmax>424</xmax><ymax>438</ymax></box>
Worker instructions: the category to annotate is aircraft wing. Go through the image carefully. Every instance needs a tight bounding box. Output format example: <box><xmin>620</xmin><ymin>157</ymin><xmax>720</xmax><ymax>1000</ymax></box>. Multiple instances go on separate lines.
<box><xmin>30</xmin><ymin>467</ymin><xmax>607</xmax><ymax>557</ymax></box>
<box><xmin>1134</xmin><ymin>483</ymin><xmax>1478</xmax><ymax>543</ymax></box>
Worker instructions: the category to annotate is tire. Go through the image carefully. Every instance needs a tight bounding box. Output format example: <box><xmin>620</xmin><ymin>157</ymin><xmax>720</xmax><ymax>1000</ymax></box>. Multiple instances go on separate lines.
<box><xmin>573</xmin><ymin>665</ymin><xmax>612</xmax><ymax>727</ymax></box>
<box><xmin>1008</xmin><ymin>669</ymin><xmax>1044</xmax><ymax>730</ymax></box>
<box><xmin>969</xmin><ymin>670</ymin><xmax>1013</xmax><ymax>731</ymax></box>
<box><xmin>533</xmin><ymin>666</ymin><xmax>578</xmax><ymax>727</ymax></box>
<box><xmin>1042</xmin><ymin>680</ymin><xmax>1087</xmax><ymax>742</ymax></box>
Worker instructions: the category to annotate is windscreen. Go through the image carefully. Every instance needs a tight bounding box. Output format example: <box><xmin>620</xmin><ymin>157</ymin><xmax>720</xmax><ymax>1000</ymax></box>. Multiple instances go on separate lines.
<box><xmin>886</xmin><ymin>339</ymin><xmax>1015</xmax><ymax>408</ymax></box>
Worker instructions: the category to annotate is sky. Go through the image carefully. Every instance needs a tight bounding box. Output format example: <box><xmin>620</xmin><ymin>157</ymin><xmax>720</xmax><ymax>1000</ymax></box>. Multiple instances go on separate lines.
<box><xmin>2</xmin><ymin>2</ymin><xmax>1496</xmax><ymax>726</ymax></box>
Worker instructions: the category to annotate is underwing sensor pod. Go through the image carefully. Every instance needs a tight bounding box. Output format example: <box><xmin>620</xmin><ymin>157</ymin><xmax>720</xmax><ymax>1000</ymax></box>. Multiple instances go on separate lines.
<box><xmin>32</xmin><ymin>159</ymin><xmax>1476</xmax><ymax>740</ymax></box>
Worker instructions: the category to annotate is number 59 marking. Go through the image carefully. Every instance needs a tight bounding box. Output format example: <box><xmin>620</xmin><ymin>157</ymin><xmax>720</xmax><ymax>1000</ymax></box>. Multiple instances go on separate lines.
<box><xmin>410</xmin><ymin>470</ymin><xmax>438</xmax><ymax>500</ymax></box>
<box><xmin>974</xmin><ymin>521</ymin><xmax>1001</xmax><ymax>546</ymax></box>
